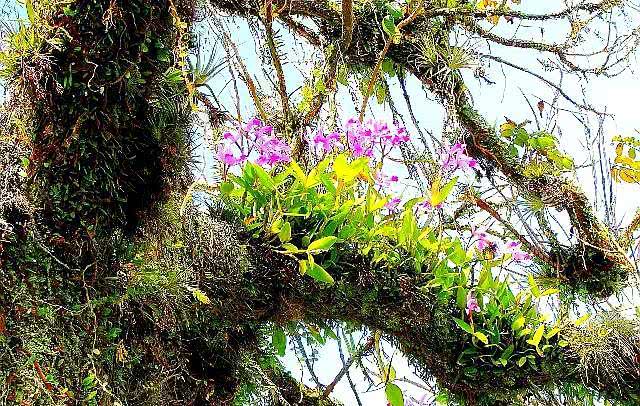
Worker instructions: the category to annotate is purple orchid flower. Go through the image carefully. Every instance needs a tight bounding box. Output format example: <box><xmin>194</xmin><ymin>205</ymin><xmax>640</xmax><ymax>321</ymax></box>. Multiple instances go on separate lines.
<box><xmin>216</xmin><ymin>145</ymin><xmax>247</xmax><ymax>167</ymax></box>
<box><xmin>375</xmin><ymin>172</ymin><xmax>400</xmax><ymax>189</ymax></box>
<box><xmin>256</xmin><ymin>136</ymin><xmax>291</xmax><ymax>167</ymax></box>
<box><xmin>466</xmin><ymin>291</ymin><xmax>480</xmax><ymax>317</ymax></box>
<box><xmin>385</xmin><ymin>197</ymin><xmax>402</xmax><ymax>211</ymax></box>
<box><xmin>223</xmin><ymin>131</ymin><xmax>240</xmax><ymax>143</ymax></box>
<box><xmin>472</xmin><ymin>227</ymin><xmax>492</xmax><ymax>251</ymax></box>
<box><xmin>242</xmin><ymin>117</ymin><xmax>263</xmax><ymax>133</ymax></box>
<box><xmin>312</xmin><ymin>130</ymin><xmax>341</xmax><ymax>153</ymax></box>
<box><xmin>503</xmin><ymin>240</ymin><xmax>532</xmax><ymax>261</ymax></box>
<box><xmin>441</xmin><ymin>142</ymin><xmax>477</xmax><ymax>172</ymax></box>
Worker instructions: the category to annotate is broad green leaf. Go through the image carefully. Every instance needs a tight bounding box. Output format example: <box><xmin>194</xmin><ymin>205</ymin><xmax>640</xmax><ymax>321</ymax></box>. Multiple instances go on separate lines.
<box><xmin>474</xmin><ymin>331</ymin><xmax>489</xmax><ymax>345</ymax></box>
<box><xmin>456</xmin><ymin>287</ymin><xmax>468</xmax><ymax>311</ymax></box>
<box><xmin>511</xmin><ymin>316</ymin><xmax>525</xmax><ymax>331</ymax></box>
<box><xmin>430</xmin><ymin>176</ymin><xmax>458</xmax><ymax>207</ymax></box>
<box><xmin>526</xmin><ymin>325</ymin><xmax>545</xmax><ymax>347</ymax></box>
<box><xmin>278</xmin><ymin>222</ymin><xmax>292</xmax><ymax>243</ymax></box>
<box><xmin>385</xmin><ymin>383</ymin><xmax>404</xmax><ymax>406</ymax></box>
<box><xmin>500</xmin><ymin>344</ymin><xmax>514</xmax><ymax>361</ymax></box>
<box><xmin>220</xmin><ymin>181</ymin><xmax>234</xmax><ymax>194</ymax></box>
<box><xmin>517</xmin><ymin>356</ymin><xmax>527</xmax><ymax>367</ymax></box>
<box><xmin>308</xmin><ymin>236</ymin><xmax>338</xmax><ymax>252</ymax></box>
<box><xmin>385</xmin><ymin>3</ymin><xmax>404</xmax><ymax>20</ymax></box>
<box><xmin>281</xmin><ymin>243</ymin><xmax>302</xmax><ymax>254</ymax></box>
<box><xmin>453</xmin><ymin>317</ymin><xmax>474</xmax><ymax>334</ymax></box>
<box><xmin>289</xmin><ymin>160</ymin><xmax>307</xmax><ymax>184</ymax></box>
<box><xmin>545</xmin><ymin>327</ymin><xmax>560</xmax><ymax>339</ymax></box>
<box><xmin>252</xmin><ymin>164</ymin><xmax>275</xmax><ymax>191</ymax></box>
<box><xmin>299</xmin><ymin>259</ymin><xmax>309</xmax><ymax>275</ymax></box>
<box><xmin>382</xmin><ymin>15</ymin><xmax>398</xmax><ymax>38</ymax></box>
<box><xmin>306</xmin><ymin>262</ymin><xmax>335</xmax><ymax>284</ymax></box>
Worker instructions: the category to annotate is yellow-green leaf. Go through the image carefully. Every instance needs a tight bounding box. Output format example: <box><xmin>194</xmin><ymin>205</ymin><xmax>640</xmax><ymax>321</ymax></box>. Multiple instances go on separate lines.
<box><xmin>306</xmin><ymin>262</ymin><xmax>335</xmax><ymax>284</ymax></box>
<box><xmin>575</xmin><ymin>313</ymin><xmax>591</xmax><ymax>327</ymax></box>
<box><xmin>307</xmin><ymin>236</ymin><xmax>338</xmax><ymax>252</ymax></box>
<box><xmin>528</xmin><ymin>274</ymin><xmax>540</xmax><ymax>298</ymax></box>
<box><xmin>474</xmin><ymin>331</ymin><xmax>489</xmax><ymax>345</ymax></box>
<box><xmin>526</xmin><ymin>325</ymin><xmax>545</xmax><ymax>348</ymax></box>
<box><xmin>191</xmin><ymin>288</ymin><xmax>211</xmax><ymax>305</ymax></box>
<box><xmin>385</xmin><ymin>383</ymin><xmax>404</xmax><ymax>406</ymax></box>
<box><xmin>278</xmin><ymin>222</ymin><xmax>292</xmax><ymax>243</ymax></box>
<box><xmin>511</xmin><ymin>316</ymin><xmax>525</xmax><ymax>331</ymax></box>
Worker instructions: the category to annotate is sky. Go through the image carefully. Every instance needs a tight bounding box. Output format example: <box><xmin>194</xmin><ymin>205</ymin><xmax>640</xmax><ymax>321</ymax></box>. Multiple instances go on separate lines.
<box><xmin>2</xmin><ymin>1</ymin><xmax>640</xmax><ymax>405</ymax></box>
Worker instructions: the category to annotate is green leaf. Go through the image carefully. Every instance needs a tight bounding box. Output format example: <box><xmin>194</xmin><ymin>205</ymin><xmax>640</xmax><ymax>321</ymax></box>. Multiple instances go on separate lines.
<box><xmin>526</xmin><ymin>325</ymin><xmax>545</xmax><ymax>348</ymax></box>
<box><xmin>272</xmin><ymin>326</ymin><xmax>287</xmax><ymax>356</ymax></box>
<box><xmin>252</xmin><ymin>164</ymin><xmax>276</xmax><ymax>191</ymax></box>
<box><xmin>278</xmin><ymin>222</ymin><xmax>292</xmax><ymax>243</ymax></box>
<box><xmin>220</xmin><ymin>181</ymin><xmax>234</xmax><ymax>194</ymax></box>
<box><xmin>282</xmin><ymin>243</ymin><xmax>302</xmax><ymax>254</ymax></box>
<box><xmin>306</xmin><ymin>262</ymin><xmax>335</xmax><ymax>284</ymax></box>
<box><xmin>381</xmin><ymin>364</ymin><xmax>397</xmax><ymax>383</ymax></box>
<box><xmin>431</xmin><ymin>176</ymin><xmax>458</xmax><ymax>206</ymax></box>
<box><xmin>535</xmin><ymin>136</ymin><xmax>556</xmax><ymax>149</ymax></box>
<box><xmin>191</xmin><ymin>288</ymin><xmax>211</xmax><ymax>305</ymax></box>
<box><xmin>456</xmin><ymin>287</ymin><xmax>468</xmax><ymax>311</ymax></box>
<box><xmin>541</xmin><ymin>288</ymin><xmax>559</xmax><ymax>297</ymax></box>
<box><xmin>385</xmin><ymin>4</ymin><xmax>404</xmax><ymax>20</ymax></box>
<box><xmin>474</xmin><ymin>331</ymin><xmax>489</xmax><ymax>345</ymax></box>
<box><xmin>307</xmin><ymin>236</ymin><xmax>338</xmax><ymax>252</ymax></box>
<box><xmin>453</xmin><ymin>317</ymin><xmax>474</xmax><ymax>334</ymax></box>
<box><xmin>385</xmin><ymin>383</ymin><xmax>404</xmax><ymax>406</ymax></box>
<box><xmin>511</xmin><ymin>316</ymin><xmax>525</xmax><ymax>331</ymax></box>
<box><xmin>299</xmin><ymin>259</ymin><xmax>309</xmax><ymax>275</ymax></box>
<box><xmin>528</xmin><ymin>274</ymin><xmax>540</xmax><ymax>298</ymax></box>
<box><xmin>545</xmin><ymin>327</ymin><xmax>560</xmax><ymax>339</ymax></box>
<box><xmin>62</xmin><ymin>5</ymin><xmax>77</xmax><ymax>16</ymax></box>
<box><xmin>500</xmin><ymin>344</ymin><xmax>514</xmax><ymax>361</ymax></box>
<box><xmin>575</xmin><ymin>313</ymin><xmax>591</xmax><ymax>327</ymax></box>
<box><xmin>382</xmin><ymin>15</ymin><xmax>397</xmax><ymax>37</ymax></box>
<box><xmin>517</xmin><ymin>356</ymin><xmax>527</xmax><ymax>367</ymax></box>
<box><xmin>25</xmin><ymin>0</ymin><xmax>35</xmax><ymax>24</ymax></box>
<box><xmin>382</xmin><ymin>58</ymin><xmax>395</xmax><ymax>75</ymax></box>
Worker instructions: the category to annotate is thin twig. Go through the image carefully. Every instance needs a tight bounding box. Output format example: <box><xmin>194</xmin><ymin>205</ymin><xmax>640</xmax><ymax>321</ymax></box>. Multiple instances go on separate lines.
<box><xmin>359</xmin><ymin>3</ymin><xmax>423</xmax><ymax>122</ymax></box>
<box><xmin>321</xmin><ymin>335</ymin><xmax>374</xmax><ymax>400</ymax></box>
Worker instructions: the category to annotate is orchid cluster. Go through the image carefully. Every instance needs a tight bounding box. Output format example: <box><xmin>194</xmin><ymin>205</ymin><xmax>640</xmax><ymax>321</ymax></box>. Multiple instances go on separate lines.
<box><xmin>311</xmin><ymin>118</ymin><xmax>409</xmax><ymax>159</ymax></box>
<box><xmin>309</xmin><ymin>118</ymin><xmax>410</xmax><ymax>212</ymax></box>
<box><xmin>215</xmin><ymin>118</ymin><xmax>291</xmax><ymax>169</ymax></box>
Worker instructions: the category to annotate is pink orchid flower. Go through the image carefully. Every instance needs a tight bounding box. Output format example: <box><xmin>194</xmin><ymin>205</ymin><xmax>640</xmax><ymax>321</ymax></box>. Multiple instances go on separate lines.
<box><xmin>503</xmin><ymin>240</ymin><xmax>532</xmax><ymax>261</ymax></box>
<box><xmin>312</xmin><ymin>130</ymin><xmax>341</xmax><ymax>153</ymax></box>
<box><xmin>216</xmin><ymin>145</ymin><xmax>246</xmax><ymax>167</ymax></box>
<box><xmin>441</xmin><ymin>142</ymin><xmax>477</xmax><ymax>172</ymax></box>
<box><xmin>385</xmin><ymin>197</ymin><xmax>402</xmax><ymax>211</ymax></box>
<box><xmin>466</xmin><ymin>291</ymin><xmax>480</xmax><ymax>317</ymax></box>
<box><xmin>375</xmin><ymin>172</ymin><xmax>400</xmax><ymax>189</ymax></box>
<box><xmin>472</xmin><ymin>227</ymin><xmax>492</xmax><ymax>251</ymax></box>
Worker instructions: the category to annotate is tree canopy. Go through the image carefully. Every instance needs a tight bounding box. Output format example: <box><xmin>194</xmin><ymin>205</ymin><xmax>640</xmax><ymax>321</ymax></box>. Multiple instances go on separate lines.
<box><xmin>1</xmin><ymin>0</ymin><xmax>639</xmax><ymax>405</ymax></box>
